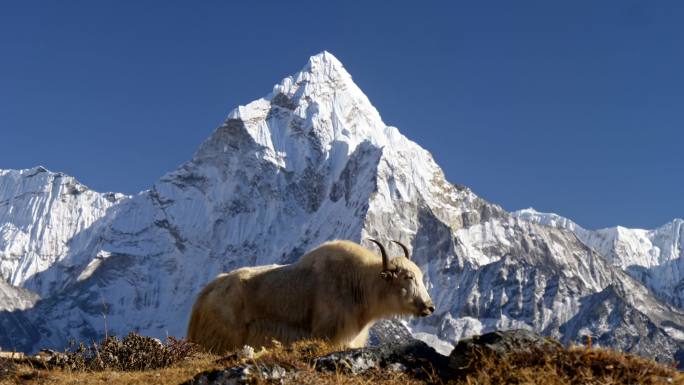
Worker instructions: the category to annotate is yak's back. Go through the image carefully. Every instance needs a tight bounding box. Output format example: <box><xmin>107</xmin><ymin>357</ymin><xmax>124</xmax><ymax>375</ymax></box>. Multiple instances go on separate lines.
<box><xmin>297</xmin><ymin>240</ymin><xmax>378</xmax><ymax>271</ymax></box>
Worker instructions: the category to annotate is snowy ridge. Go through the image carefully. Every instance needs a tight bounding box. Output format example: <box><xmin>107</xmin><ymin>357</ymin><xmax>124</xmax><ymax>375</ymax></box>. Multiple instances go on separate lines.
<box><xmin>0</xmin><ymin>167</ymin><xmax>126</xmax><ymax>296</ymax></box>
<box><xmin>513</xmin><ymin>208</ymin><xmax>684</xmax><ymax>307</ymax></box>
<box><xmin>0</xmin><ymin>52</ymin><xmax>682</xmax><ymax>365</ymax></box>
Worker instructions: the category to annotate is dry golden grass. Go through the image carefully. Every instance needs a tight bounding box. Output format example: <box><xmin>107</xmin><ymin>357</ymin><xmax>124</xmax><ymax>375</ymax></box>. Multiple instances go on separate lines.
<box><xmin>456</xmin><ymin>345</ymin><xmax>684</xmax><ymax>385</ymax></box>
<box><xmin>0</xmin><ymin>338</ymin><xmax>682</xmax><ymax>385</ymax></box>
<box><xmin>0</xmin><ymin>353</ymin><xmax>220</xmax><ymax>385</ymax></box>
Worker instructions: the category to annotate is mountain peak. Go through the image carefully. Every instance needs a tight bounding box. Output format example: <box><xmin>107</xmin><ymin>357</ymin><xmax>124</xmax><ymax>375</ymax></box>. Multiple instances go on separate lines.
<box><xmin>266</xmin><ymin>50</ymin><xmax>369</xmax><ymax>113</ymax></box>
<box><xmin>204</xmin><ymin>51</ymin><xmax>403</xmax><ymax>176</ymax></box>
<box><xmin>190</xmin><ymin>51</ymin><xmax>445</xmax><ymax>214</ymax></box>
<box><xmin>0</xmin><ymin>165</ymin><xmax>52</xmax><ymax>178</ymax></box>
<box><xmin>303</xmin><ymin>51</ymin><xmax>348</xmax><ymax>77</ymax></box>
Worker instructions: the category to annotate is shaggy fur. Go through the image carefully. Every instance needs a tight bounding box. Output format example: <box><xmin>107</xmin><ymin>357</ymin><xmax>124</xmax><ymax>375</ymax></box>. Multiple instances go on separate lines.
<box><xmin>187</xmin><ymin>240</ymin><xmax>433</xmax><ymax>353</ymax></box>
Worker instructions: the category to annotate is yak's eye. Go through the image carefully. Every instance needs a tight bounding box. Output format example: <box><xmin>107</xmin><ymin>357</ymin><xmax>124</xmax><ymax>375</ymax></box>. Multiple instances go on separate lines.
<box><xmin>405</xmin><ymin>274</ymin><xmax>414</xmax><ymax>280</ymax></box>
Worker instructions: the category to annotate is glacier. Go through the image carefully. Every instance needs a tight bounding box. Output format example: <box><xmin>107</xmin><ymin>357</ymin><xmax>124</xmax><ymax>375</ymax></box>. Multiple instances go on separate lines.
<box><xmin>0</xmin><ymin>52</ymin><xmax>683</xmax><ymax>365</ymax></box>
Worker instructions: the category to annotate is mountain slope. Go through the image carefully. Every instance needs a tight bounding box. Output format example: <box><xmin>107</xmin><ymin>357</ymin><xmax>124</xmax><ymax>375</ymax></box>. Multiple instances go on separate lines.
<box><xmin>0</xmin><ymin>167</ymin><xmax>126</xmax><ymax>296</ymax></box>
<box><xmin>0</xmin><ymin>52</ymin><xmax>682</xmax><ymax>365</ymax></box>
<box><xmin>514</xmin><ymin>208</ymin><xmax>684</xmax><ymax>308</ymax></box>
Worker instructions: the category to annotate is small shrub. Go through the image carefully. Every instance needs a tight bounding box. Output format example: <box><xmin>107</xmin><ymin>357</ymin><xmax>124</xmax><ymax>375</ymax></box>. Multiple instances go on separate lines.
<box><xmin>51</xmin><ymin>333</ymin><xmax>199</xmax><ymax>371</ymax></box>
<box><xmin>0</xmin><ymin>358</ymin><xmax>17</xmax><ymax>380</ymax></box>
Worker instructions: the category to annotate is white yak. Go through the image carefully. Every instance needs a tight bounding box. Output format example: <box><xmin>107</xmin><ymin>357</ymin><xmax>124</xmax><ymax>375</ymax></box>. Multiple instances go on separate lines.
<box><xmin>187</xmin><ymin>239</ymin><xmax>434</xmax><ymax>353</ymax></box>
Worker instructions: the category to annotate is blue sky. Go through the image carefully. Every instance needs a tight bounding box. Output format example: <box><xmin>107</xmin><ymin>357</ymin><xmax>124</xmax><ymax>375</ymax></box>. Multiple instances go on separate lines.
<box><xmin>1</xmin><ymin>1</ymin><xmax>682</xmax><ymax>229</ymax></box>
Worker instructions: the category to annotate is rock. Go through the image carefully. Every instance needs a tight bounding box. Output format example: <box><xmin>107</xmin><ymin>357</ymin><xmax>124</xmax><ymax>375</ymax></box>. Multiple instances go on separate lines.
<box><xmin>449</xmin><ymin>329</ymin><xmax>562</xmax><ymax>372</ymax></box>
<box><xmin>183</xmin><ymin>363</ymin><xmax>293</xmax><ymax>385</ymax></box>
<box><xmin>367</xmin><ymin>319</ymin><xmax>413</xmax><ymax>346</ymax></box>
<box><xmin>36</xmin><ymin>349</ymin><xmax>58</xmax><ymax>360</ymax></box>
<box><xmin>42</xmin><ymin>350</ymin><xmax>70</xmax><ymax>367</ymax></box>
<box><xmin>315</xmin><ymin>339</ymin><xmax>450</xmax><ymax>378</ymax></box>
<box><xmin>238</xmin><ymin>345</ymin><xmax>254</xmax><ymax>360</ymax></box>
<box><xmin>182</xmin><ymin>367</ymin><xmax>249</xmax><ymax>385</ymax></box>
<box><xmin>315</xmin><ymin>348</ymin><xmax>380</xmax><ymax>374</ymax></box>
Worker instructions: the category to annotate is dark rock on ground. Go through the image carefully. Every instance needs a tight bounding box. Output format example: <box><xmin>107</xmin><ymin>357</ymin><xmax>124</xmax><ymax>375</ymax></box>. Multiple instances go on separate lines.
<box><xmin>449</xmin><ymin>329</ymin><xmax>562</xmax><ymax>372</ymax></box>
<box><xmin>315</xmin><ymin>339</ymin><xmax>450</xmax><ymax>378</ymax></box>
<box><xmin>315</xmin><ymin>348</ymin><xmax>381</xmax><ymax>375</ymax></box>
<box><xmin>367</xmin><ymin>319</ymin><xmax>414</xmax><ymax>346</ymax></box>
<box><xmin>183</xmin><ymin>363</ymin><xmax>293</xmax><ymax>385</ymax></box>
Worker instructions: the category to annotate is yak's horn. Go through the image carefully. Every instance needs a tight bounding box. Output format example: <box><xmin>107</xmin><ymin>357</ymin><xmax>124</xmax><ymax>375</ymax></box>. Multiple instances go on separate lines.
<box><xmin>368</xmin><ymin>239</ymin><xmax>389</xmax><ymax>271</ymax></box>
<box><xmin>392</xmin><ymin>240</ymin><xmax>411</xmax><ymax>260</ymax></box>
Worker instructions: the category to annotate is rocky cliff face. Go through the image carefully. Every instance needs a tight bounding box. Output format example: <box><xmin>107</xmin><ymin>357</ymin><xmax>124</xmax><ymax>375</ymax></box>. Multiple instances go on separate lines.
<box><xmin>514</xmin><ymin>208</ymin><xmax>684</xmax><ymax>309</ymax></box>
<box><xmin>0</xmin><ymin>52</ymin><xmax>682</xmax><ymax>365</ymax></box>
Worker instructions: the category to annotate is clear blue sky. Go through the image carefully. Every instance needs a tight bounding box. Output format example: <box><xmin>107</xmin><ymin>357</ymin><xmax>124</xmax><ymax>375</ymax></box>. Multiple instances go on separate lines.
<box><xmin>1</xmin><ymin>1</ymin><xmax>682</xmax><ymax>229</ymax></box>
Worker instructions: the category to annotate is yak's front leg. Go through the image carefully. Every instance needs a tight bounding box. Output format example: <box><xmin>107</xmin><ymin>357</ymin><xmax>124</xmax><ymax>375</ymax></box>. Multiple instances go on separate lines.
<box><xmin>312</xmin><ymin>312</ymin><xmax>365</xmax><ymax>348</ymax></box>
<box><xmin>347</xmin><ymin>323</ymin><xmax>372</xmax><ymax>348</ymax></box>
<box><xmin>245</xmin><ymin>320</ymin><xmax>310</xmax><ymax>349</ymax></box>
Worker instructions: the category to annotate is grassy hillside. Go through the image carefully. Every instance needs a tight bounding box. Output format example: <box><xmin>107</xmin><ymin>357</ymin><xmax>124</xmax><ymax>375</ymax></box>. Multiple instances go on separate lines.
<box><xmin>0</xmin><ymin>333</ymin><xmax>681</xmax><ymax>385</ymax></box>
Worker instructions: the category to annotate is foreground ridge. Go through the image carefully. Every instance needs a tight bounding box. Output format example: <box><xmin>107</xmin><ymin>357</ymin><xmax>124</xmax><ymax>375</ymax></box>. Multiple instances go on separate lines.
<box><xmin>2</xmin><ymin>330</ymin><xmax>679</xmax><ymax>385</ymax></box>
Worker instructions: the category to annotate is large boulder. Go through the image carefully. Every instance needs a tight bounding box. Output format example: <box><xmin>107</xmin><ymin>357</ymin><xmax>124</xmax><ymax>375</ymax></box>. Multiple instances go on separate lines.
<box><xmin>449</xmin><ymin>329</ymin><xmax>562</xmax><ymax>372</ymax></box>
<box><xmin>315</xmin><ymin>339</ymin><xmax>450</xmax><ymax>378</ymax></box>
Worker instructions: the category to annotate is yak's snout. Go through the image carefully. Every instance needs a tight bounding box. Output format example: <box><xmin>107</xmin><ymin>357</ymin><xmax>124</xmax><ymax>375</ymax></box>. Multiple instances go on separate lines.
<box><xmin>418</xmin><ymin>300</ymin><xmax>435</xmax><ymax>317</ymax></box>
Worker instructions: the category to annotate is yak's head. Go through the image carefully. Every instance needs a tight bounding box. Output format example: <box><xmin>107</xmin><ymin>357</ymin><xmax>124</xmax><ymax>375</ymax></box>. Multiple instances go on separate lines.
<box><xmin>369</xmin><ymin>239</ymin><xmax>435</xmax><ymax>318</ymax></box>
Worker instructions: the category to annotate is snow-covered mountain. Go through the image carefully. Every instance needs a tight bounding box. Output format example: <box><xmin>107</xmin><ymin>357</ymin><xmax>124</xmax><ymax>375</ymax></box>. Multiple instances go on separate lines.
<box><xmin>514</xmin><ymin>208</ymin><xmax>684</xmax><ymax>307</ymax></box>
<box><xmin>0</xmin><ymin>52</ymin><xmax>682</xmax><ymax>365</ymax></box>
<box><xmin>0</xmin><ymin>167</ymin><xmax>126</xmax><ymax>297</ymax></box>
